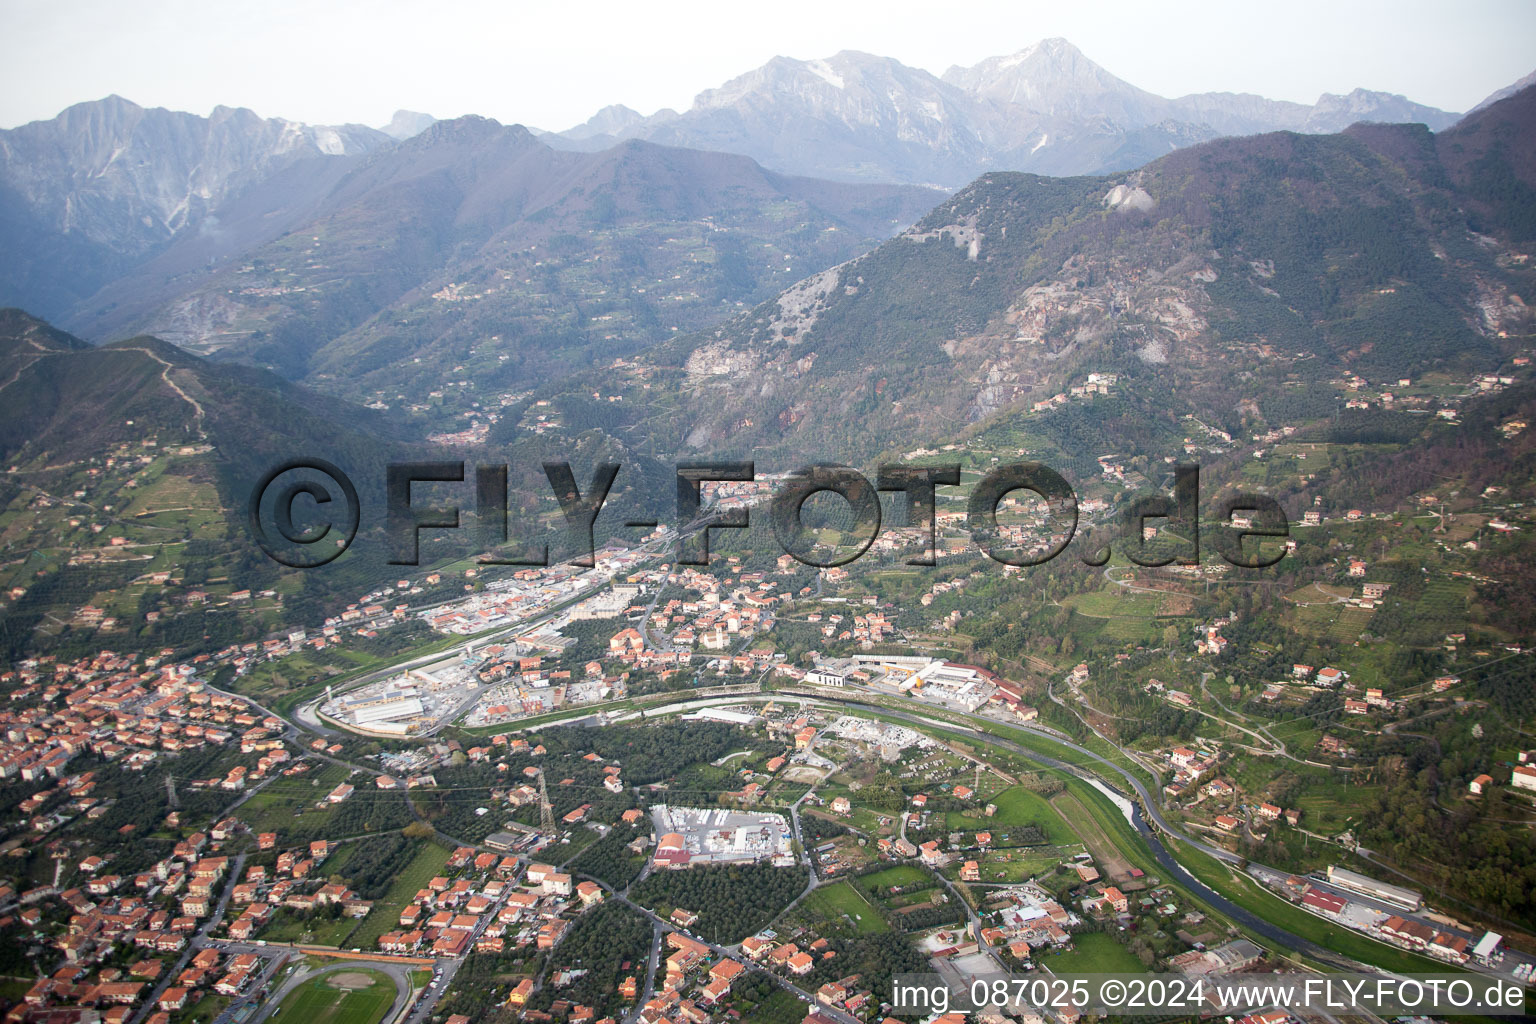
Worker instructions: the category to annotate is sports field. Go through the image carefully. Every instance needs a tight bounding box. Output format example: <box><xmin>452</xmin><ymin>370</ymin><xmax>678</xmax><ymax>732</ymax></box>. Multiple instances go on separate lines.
<box><xmin>273</xmin><ymin>969</ymin><xmax>396</xmax><ymax>1024</ymax></box>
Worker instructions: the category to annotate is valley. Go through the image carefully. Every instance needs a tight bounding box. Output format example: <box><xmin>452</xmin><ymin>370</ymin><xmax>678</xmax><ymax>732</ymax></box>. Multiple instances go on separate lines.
<box><xmin>1</xmin><ymin>28</ymin><xmax>1535</xmax><ymax>1024</ymax></box>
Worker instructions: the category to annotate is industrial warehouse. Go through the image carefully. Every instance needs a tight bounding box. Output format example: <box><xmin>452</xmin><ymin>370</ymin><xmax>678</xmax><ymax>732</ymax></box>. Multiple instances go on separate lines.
<box><xmin>317</xmin><ymin>660</ymin><xmax>483</xmax><ymax>735</ymax></box>
<box><xmin>1326</xmin><ymin>866</ymin><xmax>1424</xmax><ymax>911</ymax></box>
<box><xmin>650</xmin><ymin>805</ymin><xmax>795</xmax><ymax>869</ymax></box>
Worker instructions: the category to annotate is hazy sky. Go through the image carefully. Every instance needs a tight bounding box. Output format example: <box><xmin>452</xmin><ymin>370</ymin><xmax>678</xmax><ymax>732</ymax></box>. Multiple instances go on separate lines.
<box><xmin>3</xmin><ymin>0</ymin><xmax>1534</xmax><ymax>131</ymax></box>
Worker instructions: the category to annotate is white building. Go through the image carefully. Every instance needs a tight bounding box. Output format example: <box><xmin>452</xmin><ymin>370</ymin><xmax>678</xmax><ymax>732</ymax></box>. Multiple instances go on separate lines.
<box><xmin>1512</xmin><ymin>765</ymin><xmax>1536</xmax><ymax>793</ymax></box>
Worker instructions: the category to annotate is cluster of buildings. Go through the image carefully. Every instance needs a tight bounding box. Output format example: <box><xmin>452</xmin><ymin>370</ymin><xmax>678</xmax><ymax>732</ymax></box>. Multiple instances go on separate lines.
<box><xmin>650</xmin><ymin>806</ymin><xmax>795</xmax><ymax>868</ymax></box>
<box><xmin>222</xmin><ymin>836</ymin><xmax>377</xmax><ymax>941</ymax></box>
<box><xmin>419</xmin><ymin>548</ymin><xmax>651</xmax><ymax>637</ymax></box>
<box><xmin>738</xmin><ymin>934</ymin><xmax>820</xmax><ymax>978</ymax></box>
<box><xmin>1469</xmin><ymin>750</ymin><xmax>1536</xmax><ymax>797</ymax></box>
<box><xmin>801</xmin><ymin>609</ymin><xmax>896</xmax><ymax>648</ymax></box>
<box><xmin>321</xmin><ymin>677</ymin><xmax>428</xmax><ymax>733</ymax></box>
<box><xmin>1272</xmin><ymin>866</ymin><xmax>1505</xmax><ymax>967</ymax></box>
<box><xmin>1156</xmin><ymin>744</ymin><xmax>1224</xmax><ymax>802</ymax></box>
<box><xmin>1029</xmin><ymin>372</ymin><xmax>1119</xmax><ymax>413</ymax></box>
<box><xmin>379</xmin><ymin>848</ymin><xmax>597</xmax><ymax>958</ymax></box>
<box><xmin>464</xmin><ymin>655</ymin><xmax>628</xmax><ymax>728</ymax></box>
<box><xmin>987</xmin><ymin>884</ymin><xmax>1078</xmax><ymax>958</ymax></box>
<box><xmin>803</xmin><ymin>655</ymin><xmax>999</xmax><ymax>713</ymax></box>
<box><xmin>1168</xmin><ymin>938</ymin><xmax>1265</xmax><ymax>975</ymax></box>
<box><xmin>4</xmin><ymin>824</ymin><xmax>279</xmax><ymax>1021</ymax></box>
<box><xmin>821</xmin><ymin>717</ymin><xmax>933</xmax><ymax>760</ymax></box>
<box><xmin>645</xmin><ymin>564</ymin><xmax>779</xmax><ymax>651</ymax></box>
<box><xmin>627</xmin><ymin>932</ymin><xmax>759</xmax><ymax>1021</ymax></box>
<box><xmin>16</xmin><ymin>947</ymin><xmax>267</xmax><ymax>1022</ymax></box>
<box><xmin>0</xmin><ymin>653</ymin><xmax>290</xmax><ymax>809</ymax></box>
<box><xmin>1332</xmin><ymin>370</ymin><xmax>1522</xmax><ymax>421</ymax></box>
<box><xmin>918</xmin><ymin>567</ymin><xmax>984</xmax><ymax>611</ymax></box>
<box><xmin>420</xmin><ymin>569</ymin><xmax>589</xmax><ymax>636</ymax></box>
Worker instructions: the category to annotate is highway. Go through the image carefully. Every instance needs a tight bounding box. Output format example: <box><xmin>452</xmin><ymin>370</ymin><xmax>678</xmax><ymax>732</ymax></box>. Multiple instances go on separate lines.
<box><xmin>291</xmin><ymin>535</ymin><xmax>673</xmax><ymax>737</ymax></box>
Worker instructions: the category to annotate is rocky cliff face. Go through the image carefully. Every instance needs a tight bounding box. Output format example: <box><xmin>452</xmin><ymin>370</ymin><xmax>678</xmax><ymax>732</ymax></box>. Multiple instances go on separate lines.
<box><xmin>0</xmin><ymin>96</ymin><xmax>390</xmax><ymax>319</ymax></box>
<box><xmin>2</xmin><ymin>95</ymin><xmax>389</xmax><ymax>248</ymax></box>
<box><xmin>528</xmin><ymin>90</ymin><xmax>1536</xmax><ymax>469</ymax></box>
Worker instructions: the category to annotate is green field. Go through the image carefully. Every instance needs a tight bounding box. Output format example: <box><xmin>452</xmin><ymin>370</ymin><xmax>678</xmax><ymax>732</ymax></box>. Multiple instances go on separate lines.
<box><xmin>180</xmin><ymin>989</ymin><xmax>231</xmax><ymax>1023</ymax></box>
<box><xmin>1044</xmin><ymin>932</ymin><xmax>1145</xmax><ymax>974</ymax></box>
<box><xmin>957</xmin><ymin>714</ymin><xmax>1447</xmax><ymax>976</ymax></box>
<box><xmin>239</xmin><ymin>764</ymin><xmax>351</xmax><ymax>833</ymax></box>
<box><xmin>736</xmin><ymin>987</ymin><xmax>811</xmax><ymax>1024</ymax></box>
<box><xmin>702</xmin><ymin>696</ymin><xmax>1449</xmax><ymax>977</ymax></box>
<box><xmin>1327</xmin><ymin>605</ymin><xmax>1375</xmax><ymax>642</ymax></box>
<box><xmin>969</xmin><ymin>786</ymin><xmax>1078</xmax><ymax>844</ymax></box>
<box><xmin>956</xmin><ymin>847</ymin><xmax>1077</xmax><ymax>884</ymax></box>
<box><xmin>884</xmin><ymin>886</ymin><xmax>942</xmax><ymax>908</ymax></box>
<box><xmin>273</xmin><ymin>969</ymin><xmax>396</xmax><ymax>1024</ymax></box>
<box><xmin>259</xmin><ymin>908</ymin><xmax>362</xmax><ymax>947</ymax></box>
<box><xmin>859</xmin><ymin>865</ymin><xmax>929</xmax><ymax>892</ymax></box>
<box><xmin>808</xmin><ymin>790</ymin><xmax>893</xmax><ymax>835</ymax></box>
<box><xmin>347</xmin><ymin>841</ymin><xmax>453</xmax><ymax>950</ymax></box>
<box><xmin>1099</xmin><ymin>616</ymin><xmax>1160</xmax><ymax>643</ymax></box>
<box><xmin>1063</xmin><ymin>589</ymin><xmax>1169</xmax><ymax>618</ymax></box>
<box><xmin>802</xmin><ymin>881</ymin><xmax>889</xmax><ymax>934</ymax></box>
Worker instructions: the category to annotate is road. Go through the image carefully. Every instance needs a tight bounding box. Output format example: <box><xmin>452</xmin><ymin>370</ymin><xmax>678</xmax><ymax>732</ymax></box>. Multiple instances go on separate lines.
<box><xmin>636</xmin><ymin>573</ymin><xmax>672</xmax><ymax>649</ymax></box>
<box><xmin>127</xmin><ymin>853</ymin><xmax>248</xmax><ymax>1024</ymax></box>
<box><xmin>771</xmin><ymin>768</ymin><xmax>832</xmax><ymax>922</ymax></box>
<box><xmin>208</xmin><ymin>947</ymin><xmax>290</xmax><ymax>1024</ymax></box>
<box><xmin>819</xmin><ymin>687</ymin><xmax>1528</xmax><ymax>979</ymax></box>
<box><xmin>213</xmin><ymin>863</ymin><xmax>515</xmax><ymax>1024</ymax></box>
<box><xmin>931</xmin><ymin>868</ymin><xmax>1009</xmax><ymax>972</ymax></box>
<box><xmin>622</xmin><ymin>923</ymin><xmax>666</xmax><ymax>1024</ymax></box>
<box><xmin>574</xmin><ymin>873</ymin><xmax>857</xmax><ymax>1024</ymax></box>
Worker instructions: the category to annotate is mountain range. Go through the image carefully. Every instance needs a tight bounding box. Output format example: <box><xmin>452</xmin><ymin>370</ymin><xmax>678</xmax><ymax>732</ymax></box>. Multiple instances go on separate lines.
<box><xmin>0</xmin><ymin>48</ymin><xmax>1523</xmax><ymax>411</ymax></box>
<box><xmin>0</xmin><ymin>69</ymin><xmax>1532</xmax><ymax>663</ymax></box>
<box><xmin>548</xmin><ymin>38</ymin><xmax>1466</xmax><ymax>185</ymax></box>
<box><xmin>513</xmin><ymin>84</ymin><xmax>1536</xmax><ymax>474</ymax></box>
<box><xmin>2</xmin><ymin>80</ymin><xmax>1530</xmax><ymax>635</ymax></box>
<box><xmin>0</xmin><ymin>96</ymin><xmax>391</xmax><ymax>322</ymax></box>
<box><xmin>0</xmin><ymin>307</ymin><xmax>414</xmax><ymax>487</ymax></box>
<box><xmin>0</xmin><ymin>40</ymin><xmax>1527</xmax><ymax>454</ymax></box>
<box><xmin>59</xmin><ymin>116</ymin><xmax>938</xmax><ymax>398</ymax></box>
